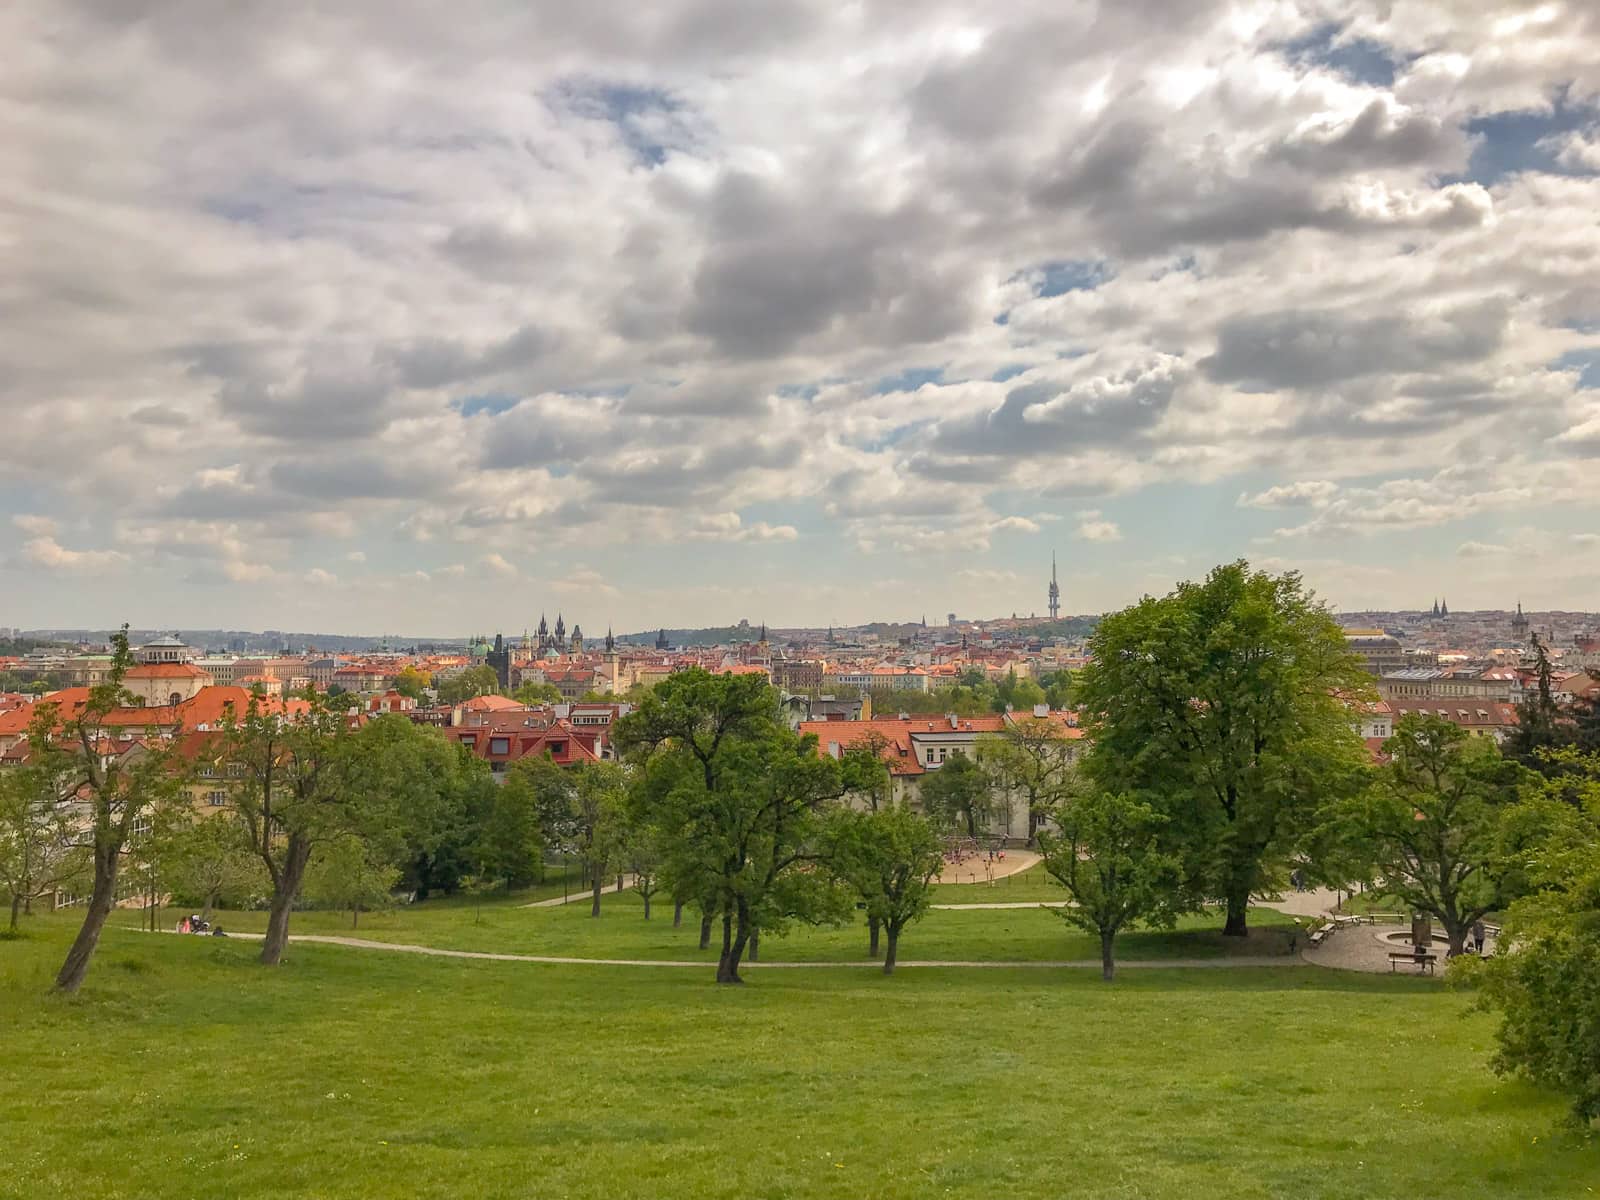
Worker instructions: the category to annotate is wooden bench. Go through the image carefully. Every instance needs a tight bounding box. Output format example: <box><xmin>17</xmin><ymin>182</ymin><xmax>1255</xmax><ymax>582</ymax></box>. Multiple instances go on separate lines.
<box><xmin>1307</xmin><ymin>924</ymin><xmax>1334</xmax><ymax>947</ymax></box>
<box><xmin>1388</xmin><ymin>951</ymin><xmax>1437</xmax><ymax>975</ymax></box>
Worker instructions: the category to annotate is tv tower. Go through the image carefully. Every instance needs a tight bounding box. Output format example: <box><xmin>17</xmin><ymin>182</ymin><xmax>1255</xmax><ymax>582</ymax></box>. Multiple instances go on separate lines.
<box><xmin>1047</xmin><ymin>552</ymin><xmax>1061</xmax><ymax>621</ymax></box>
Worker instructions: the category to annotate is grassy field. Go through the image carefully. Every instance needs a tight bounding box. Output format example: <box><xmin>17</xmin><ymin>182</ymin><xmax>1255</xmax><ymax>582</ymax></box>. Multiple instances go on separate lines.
<box><xmin>3</xmin><ymin>918</ymin><xmax>1593</xmax><ymax>1200</ymax></box>
<box><xmin>130</xmin><ymin>879</ymin><xmax>1301</xmax><ymax>963</ymax></box>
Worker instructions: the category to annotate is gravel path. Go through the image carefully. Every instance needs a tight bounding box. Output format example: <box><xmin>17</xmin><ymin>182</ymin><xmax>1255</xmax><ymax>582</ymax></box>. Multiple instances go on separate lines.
<box><xmin>156</xmin><ymin>929</ymin><xmax>1300</xmax><ymax>970</ymax></box>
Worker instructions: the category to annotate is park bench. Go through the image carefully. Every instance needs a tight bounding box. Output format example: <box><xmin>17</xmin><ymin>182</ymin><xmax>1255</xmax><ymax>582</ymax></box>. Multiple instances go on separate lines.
<box><xmin>1388</xmin><ymin>951</ymin><xmax>1437</xmax><ymax>975</ymax></box>
<box><xmin>1306</xmin><ymin>923</ymin><xmax>1335</xmax><ymax>947</ymax></box>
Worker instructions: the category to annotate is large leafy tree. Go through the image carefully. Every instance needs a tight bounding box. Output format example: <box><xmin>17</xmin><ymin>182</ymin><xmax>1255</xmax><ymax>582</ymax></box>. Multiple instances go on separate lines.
<box><xmin>302</xmin><ymin>835</ymin><xmax>402</xmax><ymax>929</ymax></box>
<box><xmin>437</xmin><ymin>665</ymin><xmax>502</xmax><ymax>705</ymax></box>
<box><xmin>1077</xmin><ymin>561</ymin><xmax>1370</xmax><ymax>936</ymax></box>
<box><xmin>1333</xmin><ymin>715</ymin><xmax>1531</xmax><ymax>956</ymax></box>
<box><xmin>618</xmin><ymin>669</ymin><xmax>862</xmax><ymax>983</ymax></box>
<box><xmin>982</xmin><ymin>716</ymin><xmax>1078</xmax><ymax>841</ymax></box>
<box><xmin>163</xmin><ymin>813</ymin><xmax>265</xmax><ymax>923</ymax></box>
<box><xmin>0</xmin><ymin>704</ymin><xmax>89</xmax><ymax>929</ymax></box>
<box><xmin>476</xmin><ymin>765</ymin><xmax>546</xmax><ymax>889</ymax></box>
<box><xmin>1038</xmin><ymin>789</ymin><xmax>1181</xmax><ymax>980</ymax></box>
<box><xmin>1470</xmin><ymin>750</ymin><xmax>1600</xmax><ymax>1121</ymax></box>
<box><xmin>227</xmin><ymin>700</ymin><xmax>445</xmax><ymax>965</ymax></box>
<box><xmin>825</xmin><ymin>804</ymin><xmax>943</xmax><ymax>973</ymax></box>
<box><xmin>54</xmin><ymin>628</ymin><xmax>187</xmax><ymax>993</ymax></box>
<box><xmin>918</xmin><ymin>751</ymin><xmax>996</xmax><ymax>839</ymax></box>
<box><xmin>523</xmin><ymin>756</ymin><xmax>628</xmax><ymax>917</ymax></box>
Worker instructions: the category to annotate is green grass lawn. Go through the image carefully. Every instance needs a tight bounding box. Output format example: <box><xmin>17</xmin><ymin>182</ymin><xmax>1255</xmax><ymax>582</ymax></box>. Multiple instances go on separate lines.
<box><xmin>930</xmin><ymin>860</ymin><xmax>1070</xmax><ymax>904</ymax></box>
<box><xmin>3</xmin><ymin>919</ymin><xmax>1593</xmax><ymax>1200</ymax></box>
<box><xmin>131</xmin><ymin>883</ymin><xmax>1300</xmax><ymax>964</ymax></box>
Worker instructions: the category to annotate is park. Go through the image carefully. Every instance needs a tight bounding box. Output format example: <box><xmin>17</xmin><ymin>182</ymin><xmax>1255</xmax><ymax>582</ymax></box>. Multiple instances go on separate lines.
<box><xmin>5</xmin><ymin>564</ymin><xmax>1598</xmax><ymax>1197</ymax></box>
<box><xmin>4</xmin><ymin>874</ymin><xmax>1597</xmax><ymax>1200</ymax></box>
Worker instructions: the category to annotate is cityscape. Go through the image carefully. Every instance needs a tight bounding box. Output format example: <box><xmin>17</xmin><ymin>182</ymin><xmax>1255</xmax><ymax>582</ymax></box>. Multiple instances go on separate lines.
<box><xmin>5</xmin><ymin>1</ymin><xmax>1600</xmax><ymax>1197</ymax></box>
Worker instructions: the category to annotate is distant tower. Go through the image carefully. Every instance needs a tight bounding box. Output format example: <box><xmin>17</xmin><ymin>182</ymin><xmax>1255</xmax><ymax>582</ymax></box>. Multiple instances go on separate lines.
<box><xmin>1440</xmin><ymin>598</ymin><xmax>1450</xmax><ymax>618</ymax></box>
<box><xmin>1511</xmin><ymin>601</ymin><xmax>1530</xmax><ymax>641</ymax></box>
<box><xmin>487</xmin><ymin>633</ymin><xmax>511</xmax><ymax>692</ymax></box>
<box><xmin>605</xmin><ymin>626</ymin><xmax>616</xmax><ymax>654</ymax></box>
<box><xmin>655</xmin><ymin>628</ymin><xmax>669</xmax><ymax>651</ymax></box>
<box><xmin>1048</xmin><ymin>553</ymin><xmax>1061</xmax><ymax>621</ymax></box>
<box><xmin>554</xmin><ymin>613</ymin><xmax>566</xmax><ymax>642</ymax></box>
<box><xmin>570</xmin><ymin>624</ymin><xmax>583</xmax><ymax>653</ymax></box>
<box><xmin>537</xmin><ymin>613</ymin><xmax>550</xmax><ymax>653</ymax></box>
<box><xmin>1431</xmin><ymin>598</ymin><xmax>1440</xmax><ymax>618</ymax></box>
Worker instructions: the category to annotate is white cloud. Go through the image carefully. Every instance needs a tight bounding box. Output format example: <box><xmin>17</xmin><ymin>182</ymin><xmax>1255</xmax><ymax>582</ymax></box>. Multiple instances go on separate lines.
<box><xmin>22</xmin><ymin>537</ymin><xmax>129</xmax><ymax>573</ymax></box>
<box><xmin>1456</xmin><ymin>540</ymin><xmax>1511</xmax><ymax>557</ymax></box>
<box><xmin>11</xmin><ymin>514</ymin><xmax>57</xmax><ymax>536</ymax></box>
<box><xmin>345</xmin><ymin>550</ymin><xmax>367</xmax><ymax>564</ymax></box>
<box><xmin>3</xmin><ymin>1</ymin><xmax>1599</xmax><ymax>623</ymax></box>
<box><xmin>550</xmin><ymin>565</ymin><xmax>620</xmax><ymax>597</ymax></box>
<box><xmin>303</xmin><ymin>568</ymin><xmax>338</xmax><ymax>586</ymax></box>
<box><xmin>1075</xmin><ymin>511</ymin><xmax>1123</xmax><ymax>543</ymax></box>
<box><xmin>481</xmin><ymin>553</ymin><xmax>517</xmax><ymax>578</ymax></box>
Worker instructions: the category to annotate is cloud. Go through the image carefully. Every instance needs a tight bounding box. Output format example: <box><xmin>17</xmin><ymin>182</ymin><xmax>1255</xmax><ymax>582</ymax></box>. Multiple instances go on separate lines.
<box><xmin>303</xmin><ymin>568</ymin><xmax>338</xmax><ymax>586</ymax></box>
<box><xmin>22</xmin><ymin>537</ymin><xmax>129</xmax><ymax>573</ymax></box>
<box><xmin>1456</xmin><ymin>540</ymin><xmax>1511</xmax><ymax>557</ymax></box>
<box><xmin>1238</xmin><ymin>481</ymin><xmax>1340</xmax><ymax>509</ymax></box>
<box><xmin>481</xmin><ymin>553</ymin><xmax>518</xmax><ymax>577</ymax></box>
<box><xmin>1074</xmin><ymin>511</ymin><xmax>1124</xmax><ymax>543</ymax></box>
<box><xmin>550</xmin><ymin>566</ymin><xmax>620</xmax><ymax>597</ymax></box>
<box><xmin>3</xmin><ymin>1</ymin><xmax>1600</xmax><ymax>623</ymax></box>
<box><xmin>345</xmin><ymin>551</ymin><xmax>367</xmax><ymax>563</ymax></box>
<box><xmin>12</xmin><ymin>514</ymin><xmax>58</xmax><ymax>536</ymax></box>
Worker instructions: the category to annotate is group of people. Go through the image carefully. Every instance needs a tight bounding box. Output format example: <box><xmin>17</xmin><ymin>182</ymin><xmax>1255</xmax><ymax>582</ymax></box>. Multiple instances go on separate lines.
<box><xmin>176</xmin><ymin>914</ymin><xmax>227</xmax><ymax>937</ymax></box>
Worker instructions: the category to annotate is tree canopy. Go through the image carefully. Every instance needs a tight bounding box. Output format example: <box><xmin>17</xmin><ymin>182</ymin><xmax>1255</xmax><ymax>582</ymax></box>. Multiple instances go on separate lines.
<box><xmin>1076</xmin><ymin>561</ymin><xmax>1370</xmax><ymax>935</ymax></box>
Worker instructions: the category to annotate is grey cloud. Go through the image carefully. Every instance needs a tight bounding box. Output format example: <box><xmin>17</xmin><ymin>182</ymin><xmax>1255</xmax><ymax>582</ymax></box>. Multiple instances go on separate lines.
<box><xmin>1201</xmin><ymin>300</ymin><xmax>1510</xmax><ymax>391</ymax></box>
<box><xmin>1271</xmin><ymin>100</ymin><xmax>1465</xmax><ymax>173</ymax></box>
<box><xmin>927</xmin><ymin>358</ymin><xmax>1185</xmax><ymax>459</ymax></box>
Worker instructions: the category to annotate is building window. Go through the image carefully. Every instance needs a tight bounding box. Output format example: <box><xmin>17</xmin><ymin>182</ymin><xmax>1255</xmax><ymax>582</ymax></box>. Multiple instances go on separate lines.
<box><xmin>549</xmin><ymin>742</ymin><xmax>566</xmax><ymax>756</ymax></box>
<box><xmin>489</xmin><ymin>737</ymin><xmax>510</xmax><ymax>755</ymax></box>
<box><xmin>207</xmin><ymin>790</ymin><xmax>227</xmax><ymax>807</ymax></box>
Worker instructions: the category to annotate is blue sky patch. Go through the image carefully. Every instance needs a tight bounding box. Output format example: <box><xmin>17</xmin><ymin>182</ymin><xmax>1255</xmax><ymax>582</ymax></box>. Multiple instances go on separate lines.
<box><xmin>873</xmin><ymin>366</ymin><xmax>944</xmax><ymax>394</ymax></box>
<box><xmin>454</xmin><ymin>393</ymin><xmax>521</xmax><ymax>417</ymax></box>
<box><xmin>1280</xmin><ymin>23</ymin><xmax>1401</xmax><ymax>87</ymax></box>
<box><xmin>1032</xmin><ymin>259</ymin><xmax>1114</xmax><ymax>297</ymax></box>
<box><xmin>1552</xmin><ymin>350</ymin><xmax>1600</xmax><ymax>389</ymax></box>
<box><xmin>1459</xmin><ymin>90</ymin><xmax>1599</xmax><ymax>185</ymax></box>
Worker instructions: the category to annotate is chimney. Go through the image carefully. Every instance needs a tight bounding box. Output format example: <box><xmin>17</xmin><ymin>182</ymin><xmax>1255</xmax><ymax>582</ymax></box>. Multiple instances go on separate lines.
<box><xmin>1033</xmin><ymin>704</ymin><xmax>1049</xmax><ymax>718</ymax></box>
<box><xmin>827</xmin><ymin>741</ymin><xmax>841</xmax><ymax>759</ymax></box>
<box><xmin>897</xmin><ymin>712</ymin><xmax>909</xmax><ymax>720</ymax></box>
<box><xmin>949</xmin><ymin>714</ymin><xmax>959</xmax><ymax>730</ymax></box>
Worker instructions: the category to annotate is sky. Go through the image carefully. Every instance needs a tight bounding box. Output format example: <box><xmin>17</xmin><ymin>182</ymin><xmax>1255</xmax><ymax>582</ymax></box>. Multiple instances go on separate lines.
<box><xmin>4</xmin><ymin>0</ymin><xmax>1600</xmax><ymax>636</ymax></box>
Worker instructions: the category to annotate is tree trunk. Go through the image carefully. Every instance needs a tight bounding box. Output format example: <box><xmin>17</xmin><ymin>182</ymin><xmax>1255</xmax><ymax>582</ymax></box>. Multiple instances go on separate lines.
<box><xmin>1443</xmin><ymin>921</ymin><xmax>1468</xmax><ymax>958</ymax></box>
<box><xmin>199</xmin><ymin>891</ymin><xmax>216</xmax><ymax>924</ymax></box>
<box><xmin>1222</xmin><ymin>885</ymin><xmax>1250</xmax><ymax>937</ymax></box>
<box><xmin>698</xmin><ymin>912</ymin><xmax>712</xmax><ymax>950</ymax></box>
<box><xmin>868</xmin><ymin>915</ymin><xmax>881</xmax><ymax>958</ymax></box>
<box><xmin>259</xmin><ymin>836</ymin><xmax>312</xmax><ymax>967</ymax></box>
<box><xmin>9</xmin><ymin>892</ymin><xmax>22</xmax><ymax>930</ymax></box>
<box><xmin>642</xmin><ymin>891</ymin><xmax>651</xmax><ymax>920</ymax></box>
<box><xmin>673</xmin><ymin>899</ymin><xmax>683</xmax><ymax>927</ymax></box>
<box><xmin>1100</xmin><ymin>928</ymin><xmax>1116</xmax><ymax>981</ymax></box>
<box><xmin>54</xmin><ymin>850</ymin><xmax>121</xmax><ymax>993</ymax></box>
<box><xmin>590</xmin><ymin>878</ymin><xmax>602</xmax><ymax>918</ymax></box>
<box><xmin>717</xmin><ymin>907</ymin><xmax>750</xmax><ymax>984</ymax></box>
<box><xmin>883</xmin><ymin>924</ymin><xmax>900</xmax><ymax>975</ymax></box>
<box><xmin>748</xmin><ymin>927</ymin><xmax>759</xmax><ymax>962</ymax></box>
<box><xmin>616</xmin><ymin>873</ymin><xmax>624</xmax><ymax>893</ymax></box>
<box><xmin>351</xmin><ymin>906</ymin><xmax>359</xmax><ymax>929</ymax></box>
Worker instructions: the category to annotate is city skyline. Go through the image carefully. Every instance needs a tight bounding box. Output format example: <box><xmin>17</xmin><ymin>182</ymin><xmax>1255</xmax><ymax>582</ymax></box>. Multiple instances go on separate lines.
<box><xmin>5</xmin><ymin>2</ymin><xmax>1600</xmax><ymax>632</ymax></box>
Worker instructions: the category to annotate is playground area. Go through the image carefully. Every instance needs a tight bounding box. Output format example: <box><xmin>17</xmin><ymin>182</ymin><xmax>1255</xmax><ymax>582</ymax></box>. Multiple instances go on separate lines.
<box><xmin>934</xmin><ymin>839</ymin><xmax>1041</xmax><ymax>886</ymax></box>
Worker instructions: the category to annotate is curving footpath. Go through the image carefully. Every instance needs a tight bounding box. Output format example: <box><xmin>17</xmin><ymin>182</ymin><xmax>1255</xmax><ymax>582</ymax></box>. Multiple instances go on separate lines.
<box><xmin>160</xmin><ymin>928</ymin><xmax>1300</xmax><ymax>970</ymax></box>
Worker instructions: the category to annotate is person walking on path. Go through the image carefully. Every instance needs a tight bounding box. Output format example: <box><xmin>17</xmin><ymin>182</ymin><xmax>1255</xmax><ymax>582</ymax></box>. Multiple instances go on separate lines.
<box><xmin>1471</xmin><ymin>919</ymin><xmax>1487</xmax><ymax>955</ymax></box>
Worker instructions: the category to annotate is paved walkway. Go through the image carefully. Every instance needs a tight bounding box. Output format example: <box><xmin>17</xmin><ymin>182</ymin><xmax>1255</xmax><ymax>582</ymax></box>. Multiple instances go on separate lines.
<box><xmin>933</xmin><ymin>900</ymin><xmax>1070</xmax><ymax>910</ymax></box>
<box><xmin>152</xmin><ymin>929</ymin><xmax>1299</xmax><ymax>970</ymax></box>
<box><xmin>520</xmin><ymin>876</ymin><xmax>641</xmax><ymax>907</ymax></box>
